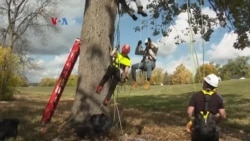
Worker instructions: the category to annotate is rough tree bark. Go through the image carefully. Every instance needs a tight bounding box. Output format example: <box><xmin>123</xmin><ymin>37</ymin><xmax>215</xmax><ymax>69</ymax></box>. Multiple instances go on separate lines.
<box><xmin>69</xmin><ymin>0</ymin><xmax>118</xmax><ymax>137</ymax></box>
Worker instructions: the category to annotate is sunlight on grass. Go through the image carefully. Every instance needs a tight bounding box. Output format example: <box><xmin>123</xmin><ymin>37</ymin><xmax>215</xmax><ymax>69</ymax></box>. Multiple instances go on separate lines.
<box><xmin>1</xmin><ymin>79</ymin><xmax>249</xmax><ymax>140</ymax></box>
<box><xmin>116</xmin><ymin>79</ymin><xmax>250</xmax><ymax>132</ymax></box>
<box><xmin>15</xmin><ymin>86</ymin><xmax>77</xmax><ymax>96</ymax></box>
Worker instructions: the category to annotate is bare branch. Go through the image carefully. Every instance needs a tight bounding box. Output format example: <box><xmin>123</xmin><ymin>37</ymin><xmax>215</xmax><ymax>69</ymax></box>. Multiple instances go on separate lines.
<box><xmin>2</xmin><ymin>0</ymin><xmax>59</xmax><ymax>49</ymax></box>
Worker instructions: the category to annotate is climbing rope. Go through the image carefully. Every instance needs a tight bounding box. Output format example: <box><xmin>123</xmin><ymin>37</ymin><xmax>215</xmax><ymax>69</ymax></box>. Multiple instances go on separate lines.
<box><xmin>187</xmin><ymin>0</ymin><xmax>198</xmax><ymax>92</ymax></box>
<box><xmin>187</xmin><ymin>0</ymin><xmax>206</xmax><ymax>91</ymax></box>
<box><xmin>199</xmin><ymin>0</ymin><xmax>205</xmax><ymax>78</ymax></box>
<box><xmin>110</xmin><ymin>5</ymin><xmax>128</xmax><ymax>136</ymax></box>
<box><xmin>114</xmin><ymin>8</ymin><xmax>121</xmax><ymax>50</ymax></box>
<box><xmin>90</xmin><ymin>4</ymin><xmax>124</xmax><ymax>129</ymax></box>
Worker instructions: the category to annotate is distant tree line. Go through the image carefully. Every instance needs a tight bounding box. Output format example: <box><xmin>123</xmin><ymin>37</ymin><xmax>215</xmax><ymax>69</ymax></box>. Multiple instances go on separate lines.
<box><xmin>39</xmin><ymin>75</ymin><xmax>78</xmax><ymax>87</ymax></box>
<box><xmin>37</xmin><ymin>56</ymin><xmax>250</xmax><ymax>87</ymax></box>
<box><xmin>162</xmin><ymin>56</ymin><xmax>250</xmax><ymax>85</ymax></box>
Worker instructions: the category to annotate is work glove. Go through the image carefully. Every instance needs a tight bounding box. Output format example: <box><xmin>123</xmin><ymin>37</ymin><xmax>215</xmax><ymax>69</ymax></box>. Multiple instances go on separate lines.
<box><xmin>147</xmin><ymin>38</ymin><xmax>152</xmax><ymax>47</ymax></box>
<box><xmin>137</xmin><ymin>40</ymin><xmax>142</xmax><ymax>46</ymax></box>
<box><xmin>186</xmin><ymin>120</ymin><xmax>193</xmax><ymax>133</ymax></box>
<box><xmin>147</xmin><ymin>38</ymin><xmax>151</xmax><ymax>43</ymax></box>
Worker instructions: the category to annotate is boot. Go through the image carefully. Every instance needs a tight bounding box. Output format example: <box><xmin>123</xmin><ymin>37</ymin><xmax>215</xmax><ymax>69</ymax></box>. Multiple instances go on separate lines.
<box><xmin>103</xmin><ymin>98</ymin><xmax>110</xmax><ymax>106</ymax></box>
<box><xmin>137</xmin><ymin>6</ymin><xmax>147</xmax><ymax>17</ymax></box>
<box><xmin>131</xmin><ymin>14</ymin><xmax>138</xmax><ymax>21</ymax></box>
<box><xmin>143</xmin><ymin>80</ymin><xmax>150</xmax><ymax>90</ymax></box>
<box><xmin>131</xmin><ymin>81</ymin><xmax>137</xmax><ymax>89</ymax></box>
<box><xmin>96</xmin><ymin>85</ymin><xmax>103</xmax><ymax>94</ymax></box>
<box><xmin>128</xmin><ymin>10</ymin><xmax>138</xmax><ymax>21</ymax></box>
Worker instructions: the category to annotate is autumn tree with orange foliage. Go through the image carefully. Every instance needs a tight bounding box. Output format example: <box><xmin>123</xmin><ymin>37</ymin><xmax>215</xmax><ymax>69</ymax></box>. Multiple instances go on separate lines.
<box><xmin>150</xmin><ymin>68</ymin><xmax>164</xmax><ymax>85</ymax></box>
<box><xmin>195</xmin><ymin>63</ymin><xmax>217</xmax><ymax>83</ymax></box>
<box><xmin>170</xmin><ymin>64</ymin><xmax>192</xmax><ymax>85</ymax></box>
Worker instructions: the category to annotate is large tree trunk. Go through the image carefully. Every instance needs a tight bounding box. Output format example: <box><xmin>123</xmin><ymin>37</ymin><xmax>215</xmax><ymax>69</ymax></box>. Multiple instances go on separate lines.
<box><xmin>69</xmin><ymin>0</ymin><xmax>118</xmax><ymax>138</ymax></box>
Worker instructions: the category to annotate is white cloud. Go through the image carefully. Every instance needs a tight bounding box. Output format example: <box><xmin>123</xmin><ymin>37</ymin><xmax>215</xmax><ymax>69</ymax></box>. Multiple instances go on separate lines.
<box><xmin>162</xmin><ymin>52</ymin><xmax>207</xmax><ymax>74</ymax></box>
<box><xmin>156</xmin><ymin>10</ymin><xmax>212</xmax><ymax>57</ymax></box>
<box><xmin>207</xmin><ymin>32</ymin><xmax>250</xmax><ymax>63</ymax></box>
<box><xmin>27</xmin><ymin>53</ymin><xmax>79</xmax><ymax>82</ymax></box>
<box><xmin>155</xmin><ymin>6</ymin><xmax>249</xmax><ymax>74</ymax></box>
<box><xmin>202</xmin><ymin>7</ymin><xmax>217</xmax><ymax>18</ymax></box>
<box><xmin>29</xmin><ymin>0</ymin><xmax>84</xmax><ymax>55</ymax></box>
<box><xmin>25</xmin><ymin>2</ymin><xmax>250</xmax><ymax>83</ymax></box>
<box><xmin>155</xmin><ymin>12</ymin><xmax>189</xmax><ymax>57</ymax></box>
<box><xmin>157</xmin><ymin>36</ymin><xmax>178</xmax><ymax>56</ymax></box>
<box><xmin>29</xmin><ymin>24</ymin><xmax>81</xmax><ymax>55</ymax></box>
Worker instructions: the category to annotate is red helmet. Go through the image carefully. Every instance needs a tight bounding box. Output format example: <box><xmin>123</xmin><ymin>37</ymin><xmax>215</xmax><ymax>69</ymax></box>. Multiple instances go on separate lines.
<box><xmin>121</xmin><ymin>44</ymin><xmax>130</xmax><ymax>55</ymax></box>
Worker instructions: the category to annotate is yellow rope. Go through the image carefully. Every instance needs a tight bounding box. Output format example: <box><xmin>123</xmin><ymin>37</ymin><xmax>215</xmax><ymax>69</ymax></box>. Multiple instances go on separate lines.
<box><xmin>187</xmin><ymin>1</ymin><xmax>197</xmax><ymax>92</ymax></box>
<box><xmin>187</xmin><ymin>0</ymin><xmax>207</xmax><ymax>91</ymax></box>
<box><xmin>199</xmin><ymin>0</ymin><xmax>205</xmax><ymax>78</ymax></box>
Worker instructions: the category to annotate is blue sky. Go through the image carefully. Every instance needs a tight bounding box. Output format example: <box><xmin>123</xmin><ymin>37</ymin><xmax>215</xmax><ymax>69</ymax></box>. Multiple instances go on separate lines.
<box><xmin>26</xmin><ymin>0</ymin><xmax>250</xmax><ymax>83</ymax></box>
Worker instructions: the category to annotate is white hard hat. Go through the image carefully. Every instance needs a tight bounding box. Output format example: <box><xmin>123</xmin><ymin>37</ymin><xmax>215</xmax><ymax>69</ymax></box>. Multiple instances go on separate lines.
<box><xmin>203</xmin><ymin>74</ymin><xmax>220</xmax><ymax>88</ymax></box>
<box><xmin>145</xmin><ymin>39</ymin><xmax>148</xmax><ymax>44</ymax></box>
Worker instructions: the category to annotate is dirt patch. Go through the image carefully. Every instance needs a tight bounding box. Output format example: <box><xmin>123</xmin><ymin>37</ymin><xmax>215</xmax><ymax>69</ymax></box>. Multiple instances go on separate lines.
<box><xmin>0</xmin><ymin>95</ymin><xmax>249</xmax><ymax>141</ymax></box>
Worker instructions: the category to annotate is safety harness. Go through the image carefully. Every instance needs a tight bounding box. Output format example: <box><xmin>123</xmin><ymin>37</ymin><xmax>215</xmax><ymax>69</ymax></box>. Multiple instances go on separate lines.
<box><xmin>112</xmin><ymin>53</ymin><xmax>131</xmax><ymax>69</ymax></box>
<box><xmin>200</xmin><ymin>90</ymin><xmax>214</xmax><ymax>123</ymax></box>
<box><xmin>193</xmin><ymin>89</ymin><xmax>217</xmax><ymax>137</ymax></box>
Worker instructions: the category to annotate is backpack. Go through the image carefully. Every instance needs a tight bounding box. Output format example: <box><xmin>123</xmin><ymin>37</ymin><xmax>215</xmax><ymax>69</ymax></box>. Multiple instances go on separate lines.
<box><xmin>90</xmin><ymin>113</ymin><xmax>112</xmax><ymax>134</ymax></box>
<box><xmin>193</xmin><ymin>93</ymin><xmax>217</xmax><ymax>138</ymax></box>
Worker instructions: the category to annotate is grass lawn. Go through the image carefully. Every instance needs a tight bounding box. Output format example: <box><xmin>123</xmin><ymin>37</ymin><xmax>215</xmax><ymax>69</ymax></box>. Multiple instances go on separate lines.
<box><xmin>0</xmin><ymin>79</ymin><xmax>250</xmax><ymax>141</ymax></box>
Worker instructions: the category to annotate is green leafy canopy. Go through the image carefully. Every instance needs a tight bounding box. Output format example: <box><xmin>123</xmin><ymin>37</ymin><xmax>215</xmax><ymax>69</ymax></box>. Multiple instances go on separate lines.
<box><xmin>138</xmin><ymin>0</ymin><xmax>250</xmax><ymax>50</ymax></box>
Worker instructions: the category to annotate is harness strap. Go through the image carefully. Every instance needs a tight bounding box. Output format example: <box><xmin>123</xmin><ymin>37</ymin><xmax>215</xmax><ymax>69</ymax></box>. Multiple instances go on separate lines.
<box><xmin>200</xmin><ymin>111</ymin><xmax>210</xmax><ymax>123</ymax></box>
<box><xmin>204</xmin><ymin>95</ymin><xmax>210</xmax><ymax>112</ymax></box>
<box><xmin>200</xmin><ymin>90</ymin><xmax>214</xmax><ymax>121</ymax></box>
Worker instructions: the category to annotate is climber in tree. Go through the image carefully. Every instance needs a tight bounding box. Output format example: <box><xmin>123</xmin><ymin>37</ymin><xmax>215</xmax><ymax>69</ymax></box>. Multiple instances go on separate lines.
<box><xmin>131</xmin><ymin>37</ymin><xmax>158</xmax><ymax>90</ymax></box>
<box><xmin>96</xmin><ymin>44</ymin><xmax>131</xmax><ymax>106</ymax></box>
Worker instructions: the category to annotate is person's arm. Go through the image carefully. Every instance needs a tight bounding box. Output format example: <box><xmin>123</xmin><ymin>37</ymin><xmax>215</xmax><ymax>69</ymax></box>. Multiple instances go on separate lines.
<box><xmin>186</xmin><ymin>105</ymin><xmax>194</xmax><ymax>133</ymax></box>
<box><xmin>123</xmin><ymin>66</ymin><xmax>130</xmax><ymax>78</ymax></box>
<box><xmin>120</xmin><ymin>66</ymin><xmax>130</xmax><ymax>83</ymax></box>
<box><xmin>187</xmin><ymin>94</ymin><xmax>196</xmax><ymax>121</ymax></box>
<box><xmin>218</xmin><ymin>109</ymin><xmax>226</xmax><ymax>119</ymax></box>
<box><xmin>151</xmin><ymin>42</ymin><xmax>158</xmax><ymax>48</ymax></box>
<box><xmin>110</xmin><ymin>47</ymin><xmax>117</xmax><ymax>57</ymax></box>
<box><xmin>215</xmin><ymin>94</ymin><xmax>226</xmax><ymax>123</ymax></box>
<box><xmin>215</xmin><ymin>108</ymin><xmax>226</xmax><ymax>123</ymax></box>
<box><xmin>187</xmin><ymin>106</ymin><xmax>195</xmax><ymax>121</ymax></box>
<box><xmin>148</xmin><ymin>49</ymin><xmax>156</xmax><ymax>61</ymax></box>
<box><xmin>186</xmin><ymin>95</ymin><xmax>195</xmax><ymax>133</ymax></box>
<box><xmin>135</xmin><ymin>40</ymin><xmax>144</xmax><ymax>55</ymax></box>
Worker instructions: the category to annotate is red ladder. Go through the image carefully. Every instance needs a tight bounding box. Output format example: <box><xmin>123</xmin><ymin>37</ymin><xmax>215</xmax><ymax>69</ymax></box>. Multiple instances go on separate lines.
<box><xmin>41</xmin><ymin>38</ymin><xmax>80</xmax><ymax>124</ymax></box>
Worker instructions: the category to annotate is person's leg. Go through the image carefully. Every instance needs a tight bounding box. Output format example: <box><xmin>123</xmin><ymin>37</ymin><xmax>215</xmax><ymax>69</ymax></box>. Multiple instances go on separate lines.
<box><xmin>119</xmin><ymin>0</ymin><xmax>129</xmax><ymax>11</ymax></box>
<box><xmin>131</xmin><ymin>62</ymin><xmax>142</xmax><ymax>89</ymax></box>
<box><xmin>96</xmin><ymin>66</ymin><xmax>114</xmax><ymax>94</ymax></box>
<box><xmin>120</xmin><ymin>0</ymin><xmax>137</xmax><ymax>20</ymax></box>
<box><xmin>131</xmin><ymin>62</ymin><xmax>141</xmax><ymax>81</ymax></box>
<box><xmin>143</xmin><ymin>62</ymin><xmax>155</xmax><ymax>90</ymax></box>
<box><xmin>134</xmin><ymin>0</ymin><xmax>142</xmax><ymax>6</ymax></box>
<box><xmin>145</xmin><ymin>61</ymin><xmax>155</xmax><ymax>81</ymax></box>
<box><xmin>135</xmin><ymin>0</ymin><xmax>147</xmax><ymax>17</ymax></box>
<box><xmin>103</xmin><ymin>69</ymin><xmax>120</xmax><ymax>106</ymax></box>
